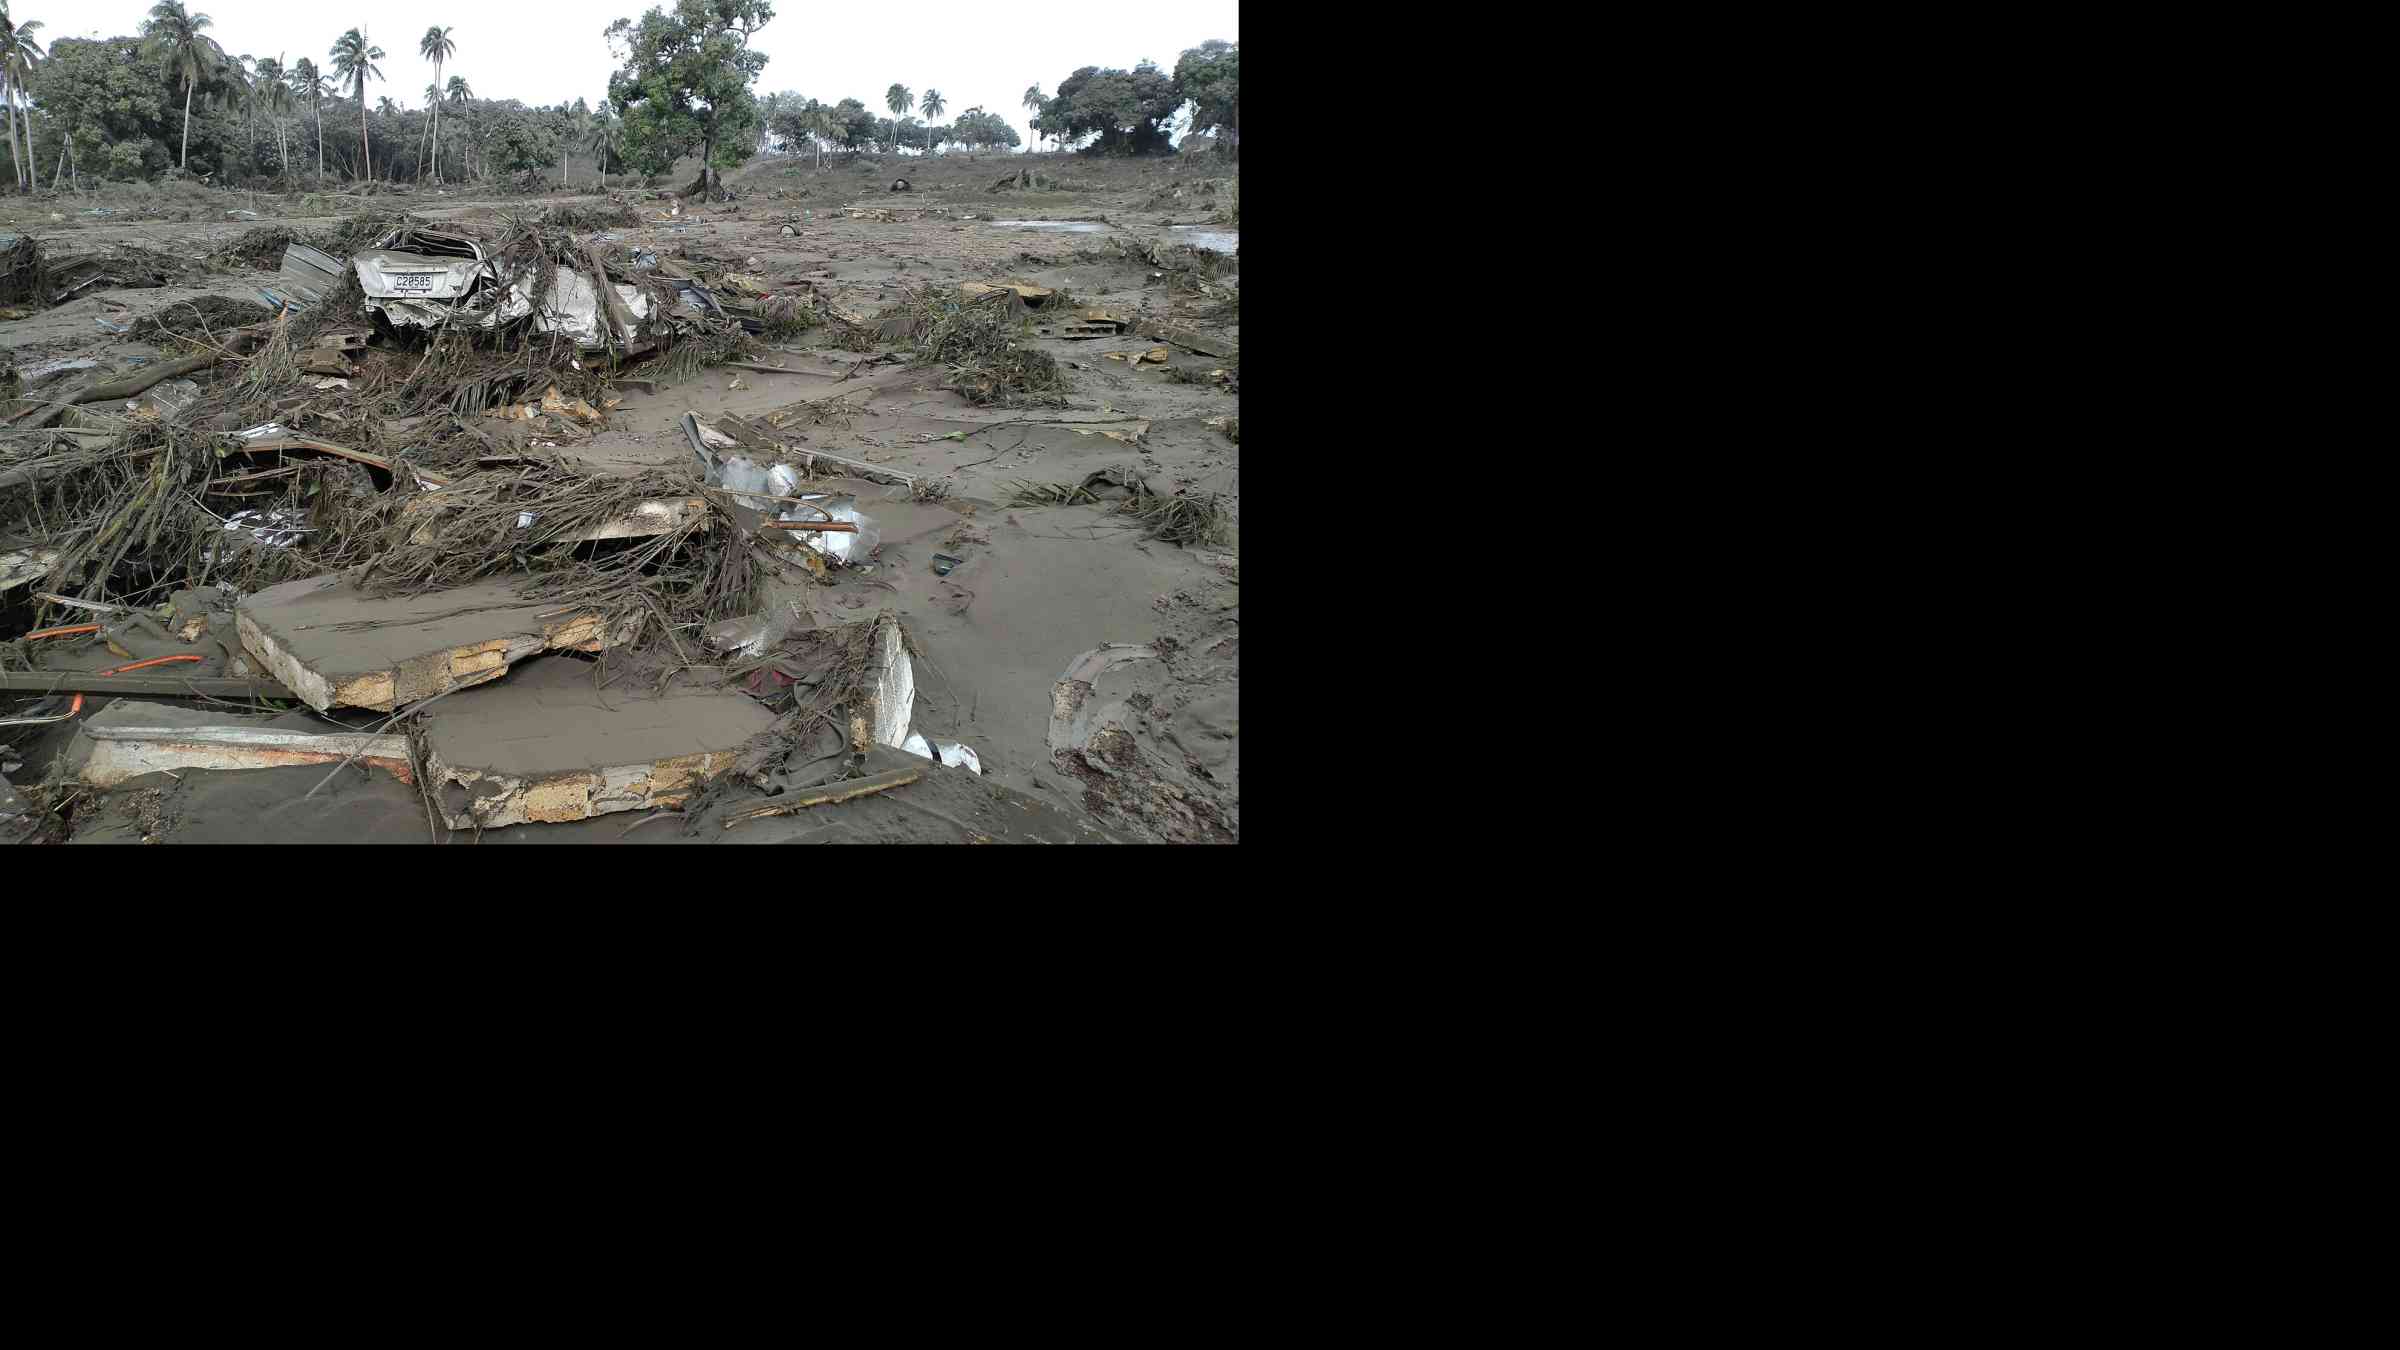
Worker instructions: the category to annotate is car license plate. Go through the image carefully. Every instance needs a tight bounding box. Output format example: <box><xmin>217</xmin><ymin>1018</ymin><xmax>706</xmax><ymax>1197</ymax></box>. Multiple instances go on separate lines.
<box><xmin>390</xmin><ymin>272</ymin><xmax>439</xmax><ymax>295</ymax></box>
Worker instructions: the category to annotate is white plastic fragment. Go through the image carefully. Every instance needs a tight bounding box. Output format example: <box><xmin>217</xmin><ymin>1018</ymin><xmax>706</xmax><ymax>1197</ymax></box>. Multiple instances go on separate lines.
<box><xmin>219</xmin><ymin>508</ymin><xmax>313</xmax><ymax>549</ymax></box>
<box><xmin>777</xmin><ymin>495</ymin><xmax>878</xmax><ymax>565</ymax></box>
<box><xmin>900</xmin><ymin>732</ymin><xmax>982</xmax><ymax>774</ymax></box>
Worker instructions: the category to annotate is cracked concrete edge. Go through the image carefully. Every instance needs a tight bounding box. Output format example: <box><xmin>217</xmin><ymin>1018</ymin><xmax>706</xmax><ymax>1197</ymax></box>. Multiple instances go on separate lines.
<box><xmin>236</xmin><ymin>606</ymin><xmax>635</xmax><ymax>713</ymax></box>
<box><xmin>424</xmin><ymin>744</ymin><xmax>739</xmax><ymax>830</ymax></box>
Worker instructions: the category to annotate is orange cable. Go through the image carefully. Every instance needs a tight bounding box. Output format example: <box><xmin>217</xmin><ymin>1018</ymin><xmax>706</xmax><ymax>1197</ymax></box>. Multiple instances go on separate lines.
<box><xmin>96</xmin><ymin>655</ymin><xmax>206</xmax><ymax>676</ymax></box>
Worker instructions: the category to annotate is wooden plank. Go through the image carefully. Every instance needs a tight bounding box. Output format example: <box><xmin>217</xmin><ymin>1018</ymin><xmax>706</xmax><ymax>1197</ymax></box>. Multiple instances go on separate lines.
<box><xmin>0</xmin><ymin>672</ymin><xmax>298</xmax><ymax>698</ymax></box>
<box><xmin>234</xmin><ymin>437</ymin><xmax>453</xmax><ymax>486</ymax></box>
<box><xmin>786</xmin><ymin>448</ymin><xmax>918</xmax><ymax>488</ymax></box>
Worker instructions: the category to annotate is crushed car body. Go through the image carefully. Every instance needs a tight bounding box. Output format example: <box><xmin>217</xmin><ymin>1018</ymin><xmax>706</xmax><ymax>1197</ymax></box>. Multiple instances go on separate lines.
<box><xmin>352</xmin><ymin>227</ymin><xmax>721</xmax><ymax>349</ymax></box>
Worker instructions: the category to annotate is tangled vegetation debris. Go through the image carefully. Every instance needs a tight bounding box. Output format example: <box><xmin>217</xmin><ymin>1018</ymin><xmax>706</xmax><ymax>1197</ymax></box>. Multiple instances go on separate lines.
<box><xmin>1005</xmin><ymin>478</ymin><xmax>1101</xmax><ymax>506</ymax></box>
<box><xmin>137</xmin><ymin>297</ymin><xmax>276</xmax><ymax>348</ymax></box>
<box><xmin>1118</xmin><ymin>491</ymin><xmax>1229</xmax><ymax>546</ymax></box>
<box><xmin>213</xmin><ymin>226</ymin><xmax>307</xmax><ymax>269</ymax></box>
<box><xmin>335</xmin><ymin>466</ymin><xmax>759</xmax><ymax>657</ymax></box>
<box><xmin>539</xmin><ymin>201</ymin><xmax>644</xmax><ymax>232</ymax></box>
<box><xmin>891</xmin><ymin>284</ymin><xmax>1069</xmax><ymax>408</ymax></box>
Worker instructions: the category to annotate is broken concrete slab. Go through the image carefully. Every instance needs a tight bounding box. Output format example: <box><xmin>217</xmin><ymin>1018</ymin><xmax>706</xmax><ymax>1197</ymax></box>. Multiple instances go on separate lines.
<box><xmin>960</xmin><ymin>280</ymin><xmax>1055</xmax><ymax>304</ymax></box>
<box><xmin>1136</xmin><ymin>319</ymin><xmax>1237</xmax><ymax>359</ymax></box>
<box><xmin>64</xmin><ymin>699</ymin><xmax>414</xmax><ymax>788</ymax></box>
<box><xmin>236</xmin><ymin>574</ymin><xmax>636</xmax><ymax>713</ymax></box>
<box><xmin>66</xmin><ymin>762</ymin><xmax>427</xmax><ymax>844</ymax></box>
<box><xmin>857</xmin><ymin>613</ymin><xmax>914</xmax><ymax>755</ymax></box>
<box><xmin>419</xmin><ymin>655</ymin><xmax>775</xmax><ymax>828</ymax></box>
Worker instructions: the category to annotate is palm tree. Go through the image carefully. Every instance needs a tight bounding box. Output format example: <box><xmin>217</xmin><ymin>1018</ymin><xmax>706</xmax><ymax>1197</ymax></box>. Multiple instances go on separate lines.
<box><xmin>0</xmin><ymin>12</ymin><xmax>45</xmax><ymax>192</ymax></box>
<box><xmin>329</xmin><ymin>27</ymin><xmax>384</xmax><ymax>183</ymax></box>
<box><xmin>1022</xmin><ymin>84</ymin><xmax>1042</xmax><ymax>152</ymax></box>
<box><xmin>418</xmin><ymin>25</ymin><xmax>453</xmax><ymax>184</ymax></box>
<box><xmin>814</xmin><ymin>105</ymin><xmax>841</xmax><ymax>171</ymax></box>
<box><xmin>229</xmin><ymin>55</ymin><xmax>258</xmax><ymax>178</ymax></box>
<box><xmin>556</xmin><ymin>102</ymin><xmax>584</xmax><ymax>187</ymax></box>
<box><xmin>415</xmin><ymin>83</ymin><xmax>435</xmax><ymax>178</ymax></box>
<box><xmin>255</xmin><ymin>55</ymin><xmax>292</xmax><ymax>183</ymax></box>
<box><xmin>918</xmin><ymin>89</ymin><xmax>944</xmax><ymax>155</ymax></box>
<box><xmin>446</xmin><ymin>76</ymin><xmax>472</xmax><ymax>181</ymax></box>
<box><xmin>885</xmin><ymin>83</ymin><xmax>911</xmax><ymax>154</ymax></box>
<box><xmin>289</xmin><ymin>59</ymin><xmax>328</xmax><ymax>187</ymax></box>
<box><xmin>586</xmin><ymin>107</ymin><xmax>618</xmax><ymax>189</ymax></box>
<box><xmin>142</xmin><ymin>3</ymin><xmax>222</xmax><ymax>174</ymax></box>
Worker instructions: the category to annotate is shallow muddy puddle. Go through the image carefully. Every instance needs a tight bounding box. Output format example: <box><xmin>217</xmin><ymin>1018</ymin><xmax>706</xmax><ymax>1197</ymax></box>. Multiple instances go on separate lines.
<box><xmin>987</xmin><ymin>220</ymin><xmax>1110</xmax><ymax>234</ymax></box>
<box><xmin>1169</xmin><ymin>226</ymin><xmax>1239</xmax><ymax>252</ymax></box>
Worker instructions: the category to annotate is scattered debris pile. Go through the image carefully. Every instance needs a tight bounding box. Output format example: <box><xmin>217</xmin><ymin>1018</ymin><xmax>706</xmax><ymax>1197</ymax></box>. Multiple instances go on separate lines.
<box><xmin>539</xmin><ymin>201</ymin><xmax>644</xmax><ymax>232</ymax></box>
<box><xmin>38</xmin><ymin>245</ymin><xmax>206</xmax><ymax>307</ymax></box>
<box><xmin>0</xmin><ymin>231</ymin><xmax>40</xmax><ymax>309</ymax></box>
<box><xmin>882</xmin><ymin>284</ymin><xmax>1069</xmax><ymax>408</ymax></box>
<box><xmin>136</xmin><ymin>296</ymin><xmax>277</xmax><ymax>347</ymax></box>
<box><xmin>1</xmin><ymin>188</ymin><xmax>1238</xmax><ymax>843</ymax></box>
<box><xmin>1007</xmin><ymin>468</ymin><xmax>1228</xmax><ymax>546</ymax></box>
<box><xmin>214</xmin><ymin>225</ymin><xmax>309</xmax><ymax>269</ymax></box>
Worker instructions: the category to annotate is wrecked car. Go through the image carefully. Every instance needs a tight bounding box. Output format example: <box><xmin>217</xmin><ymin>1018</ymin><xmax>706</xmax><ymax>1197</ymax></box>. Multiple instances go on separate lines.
<box><xmin>352</xmin><ymin>228</ymin><xmax>723</xmax><ymax>350</ymax></box>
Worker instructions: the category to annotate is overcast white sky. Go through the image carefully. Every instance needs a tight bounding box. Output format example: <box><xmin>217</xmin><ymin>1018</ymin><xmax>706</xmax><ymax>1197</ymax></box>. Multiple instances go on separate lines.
<box><xmin>36</xmin><ymin>1</ymin><xmax>1237</xmax><ymax>149</ymax></box>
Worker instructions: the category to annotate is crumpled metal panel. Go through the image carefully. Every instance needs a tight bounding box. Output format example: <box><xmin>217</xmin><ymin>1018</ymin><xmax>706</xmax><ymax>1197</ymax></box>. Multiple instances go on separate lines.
<box><xmin>491</xmin><ymin>265</ymin><xmax>657</xmax><ymax>346</ymax></box>
<box><xmin>278</xmin><ymin>243</ymin><xmax>346</xmax><ymax>305</ymax></box>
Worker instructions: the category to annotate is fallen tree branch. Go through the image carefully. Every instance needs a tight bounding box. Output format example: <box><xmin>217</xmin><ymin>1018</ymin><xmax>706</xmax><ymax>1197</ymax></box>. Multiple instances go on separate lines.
<box><xmin>68</xmin><ymin>353</ymin><xmax>224</xmax><ymax>405</ymax></box>
<box><xmin>234</xmin><ymin>436</ymin><xmax>453</xmax><ymax>486</ymax></box>
<box><xmin>786</xmin><ymin>448</ymin><xmax>918</xmax><ymax>488</ymax></box>
<box><xmin>721</xmin><ymin>768</ymin><xmax>921</xmax><ymax>828</ymax></box>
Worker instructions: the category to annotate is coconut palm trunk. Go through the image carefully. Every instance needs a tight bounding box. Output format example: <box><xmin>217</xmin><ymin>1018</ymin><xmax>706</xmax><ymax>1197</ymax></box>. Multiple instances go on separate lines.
<box><xmin>2</xmin><ymin>79</ymin><xmax>17</xmax><ymax>192</ymax></box>
<box><xmin>181</xmin><ymin>81</ymin><xmax>194</xmax><ymax>171</ymax></box>
<box><xmin>429</xmin><ymin>57</ymin><xmax>441</xmax><ymax>183</ymax></box>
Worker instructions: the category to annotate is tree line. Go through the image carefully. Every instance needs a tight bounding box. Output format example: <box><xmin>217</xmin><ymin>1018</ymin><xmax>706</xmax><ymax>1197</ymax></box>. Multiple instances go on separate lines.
<box><xmin>4</xmin><ymin>2</ymin><xmax>639</xmax><ymax>192</ymax></box>
<box><xmin>1025</xmin><ymin>39</ymin><xmax>1237</xmax><ymax>157</ymax></box>
<box><xmin>1</xmin><ymin>1</ymin><xmax>1234</xmax><ymax>196</ymax></box>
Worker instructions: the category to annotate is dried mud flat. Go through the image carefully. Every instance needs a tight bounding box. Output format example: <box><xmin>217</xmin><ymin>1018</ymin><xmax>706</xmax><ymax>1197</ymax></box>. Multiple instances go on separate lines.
<box><xmin>1</xmin><ymin>154</ymin><xmax>1238</xmax><ymax>844</ymax></box>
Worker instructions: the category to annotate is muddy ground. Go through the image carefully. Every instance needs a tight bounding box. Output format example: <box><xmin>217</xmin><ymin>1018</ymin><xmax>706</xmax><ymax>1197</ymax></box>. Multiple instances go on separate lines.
<box><xmin>0</xmin><ymin>150</ymin><xmax>1240</xmax><ymax>844</ymax></box>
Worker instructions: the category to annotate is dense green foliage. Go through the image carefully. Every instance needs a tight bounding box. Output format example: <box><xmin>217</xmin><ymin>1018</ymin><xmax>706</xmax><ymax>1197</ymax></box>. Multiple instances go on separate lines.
<box><xmin>605</xmin><ymin>0</ymin><xmax>772</xmax><ymax>191</ymax></box>
<box><xmin>1031</xmin><ymin>39</ymin><xmax>1237</xmax><ymax>158</ymax></box>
